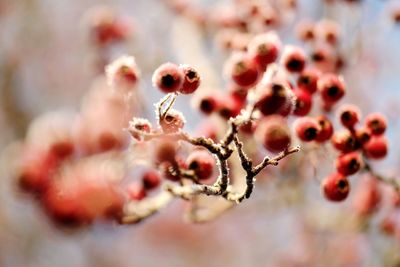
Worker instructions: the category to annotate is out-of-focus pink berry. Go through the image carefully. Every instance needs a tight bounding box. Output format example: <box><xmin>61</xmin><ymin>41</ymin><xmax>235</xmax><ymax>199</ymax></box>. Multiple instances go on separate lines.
<box><xmin>247</xmin><ymin>32</ymin><xmax>281</xmax><ymax>71</ymax></box>
<box><xmin>186</xmin><ymin>150</ymin><xmax>215</xmax><ymax>180</ymax></box>
<box><xmin>256</xmin><ymin>116</ymin><xmax>291</xmax><ymax>153</ymax></box>
<box><xmin>225</xmin><ymin>52</ymin><xmax>261</xmax><ymax>88</ymax></box>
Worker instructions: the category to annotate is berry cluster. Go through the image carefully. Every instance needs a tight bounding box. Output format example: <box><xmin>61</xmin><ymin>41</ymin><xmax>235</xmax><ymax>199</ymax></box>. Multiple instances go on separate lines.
<box><xmin>13</xmin><ymin>1</ymin><xmax>399</xmax><ymax>235</ymax></box>
<box><xmin>322</xmin><ymin>109</ymin><xmax>388</xmax><ymax>202</ymax></box>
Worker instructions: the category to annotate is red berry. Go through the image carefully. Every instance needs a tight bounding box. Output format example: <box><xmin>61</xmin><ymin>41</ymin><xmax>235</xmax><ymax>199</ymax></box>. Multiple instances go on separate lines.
<box><xmin>322</xmin><ymin>173</ymin><xmax>350</xmax><ymax>202</ymax></box>
<box><xmin>152</xmin><ymin>63</ymin><xmax>183</xmax><ymax>93</ymax></box>
<box><xmin>363</xmin><ymin>136</ymin><xmax>388</xmax><ymax>160</ymax></box>
<box><xmin>196</xmin><ymin>93</ymin><xmax>219</xmax><ymax>115</ymax></box>
<box><xmin>297</xmin><ymin>68</ymin><xmax>320</xmax><ymax>94</ymax></box>
<box><xmin>293</xmin><ymin>89</ymin><xmax>312</xmax><ymax>116</ymax></box>
<box><xmin>294</xmin><ymin>117</ymin><xmax>320</xmax><ymax>142</ymax></box>
<box><xmin>365</xmin><ymin>112</ymin><xmax>387</xmax><ymax>136</ymax></box>
<box><xmin>315</xmin><ymin>115</ymin><xmax>334</xmax><ymax>142</ymax></box>
<box><xmin>141</xmin><ymin>170</ymin><xmax>161</xmax><ymax>190</ymax></box>
<box><xmin>228</xmin><ymin>83</ymin><xmax>248</xmax><ymax>103</ymax></box>
<box><xmin>106</xmin><ymin>56</ymin><xmax>141</xmax><ymax>90</ymax></box>
<box><xmin>336</xmin><ymin>152</ymin><xmax>363</xmax><ymax>176</ymax></box>
<box><xmin>256</xmin><ymin>81</ymin><xmax>293</xmax><ymax>116</ymax></box>
<box><xmin>331</xmin><ymin>130</ymin><xmax>358</xmax><ymax>153</ymax></box>
<box><xmin>281</xmin><ymin>45</ymin><xmax>306</xmax><ymax>73</ymax></box>
<box><xmin>178</xmin><ymin>65</ymin><xmax>201</xmax><ymax>94</ymax></box>
<box><xmin>186</xmin><ymin>150</ymin><xmax>215</xmax><ymax>180</ymax></box>
<box><xmin>247</xmin><ymin>32</ymin><xmax>281</xmax><ymax>71</ymax></box>
<box><xmin>218</xmin><ymin>95</ymin><xmax>244</xmax><ymax>120</ymax></box>
<box><xmin>256</xmin><ymin>116</ymin><xmax>291</xmax><ymax>153</ymax></box>
<box><xmin>338</xmin><ymin>104</ymin><xmax>361</xmax><ymax>129</ymax></box>
<box><xmin>226</xmin><ymin>52</ymin><xmax>261</xmax><ymax>88</ymax></box>
<box><xmin>318</xmin><ymin>73</ymin><xmax>346</xmax><ymax>104</ymax></box>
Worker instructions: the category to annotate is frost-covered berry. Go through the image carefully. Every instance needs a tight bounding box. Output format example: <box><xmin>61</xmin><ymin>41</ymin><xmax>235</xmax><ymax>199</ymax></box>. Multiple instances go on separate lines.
<box><xmin>247</xmin><ymin>32</ymin><xmax>281</xmax><ymax>71</ymax></box>
<box><xmin>160</xmin><ymin>109</ymin><xmax>186</xmax><ymax>133</ymax></box>
<box><xmin>226</xmin><ymin>52</ymin><xmax>261</xmax><ymax>88</ymax></box>
<box><xmin>106</xmin><ymin>55</ymin><xmax>140</xmax><ymax>90</ymax></box>
<box><xmin>152</xmin><ymin>63</ymin><xmax>184</xmax><ymax>93</ymax></box>
<box><xmin>129</xmin><ymin>118</ymin><xmax>152</xmax><ymax>141</ymax></box>
<box><xmin>178</xmin><ymin>65</ymin><xmax>201</xmax><ymax>94</ymax></box>
<box><xmin>256</xmin><ymin>81</ymin><xmax>294</xmax><ymax>116</ymax></box>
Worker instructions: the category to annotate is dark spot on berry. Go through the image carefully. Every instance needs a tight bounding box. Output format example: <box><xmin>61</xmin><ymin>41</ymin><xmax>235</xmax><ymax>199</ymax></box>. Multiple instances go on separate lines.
<box><xmin>299</xmin><ymin>76</ymin><xmax>310</xmax><ymax>85</ymax></box>
<box><xmin>186</xmin><ymin>70</ymin><xmax>197</xmax><ymax>81</ymax></box>
<box><xmin>161</xmin><ymin>74</ymin><xmax>175</xmax><ymax>88</ymax></box>
<box><xmin>311</xmin><ymin>52</ymin><xmax>324</xmax><ymax>62</ymax></box>
<box><xmin>341</xmin><ymin>111</ymin><xmax>352</xmax><ymax>121</ymax></box>
<box><xmin>200</xmin><ymin>99</ymin><xmax>214</xmax><ymax>114</ymax></box>
<box><xmin>189</xmin><ymin>160</ymin><xmax>199</xmax><ymax>170</ymax></box>
<box><xmin>349</xmin><ymin>158</ymin><xmax>360</xmax><ymax>171</ymax></box>
<box><xmin>337</xmin><ymin>179</ymin><xmax>348</xmax><ymax>192</ymax></box>
<box><xmin>327</xmin><ymin>86</ymin><xmax>339</xmax><ymax>97</ymax></box>
<box><xmin>286</xmin><ymin>59</ymin><xmax>304</xmax><ymax>72</ymax></box>
<box><xmin>304</xmin><ymin>127</ymin><xmax>318</xmax><ymax>140</ymax></box>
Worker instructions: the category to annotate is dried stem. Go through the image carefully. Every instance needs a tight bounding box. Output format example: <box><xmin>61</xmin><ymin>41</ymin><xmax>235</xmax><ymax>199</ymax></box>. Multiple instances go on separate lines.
<box><xmin>123</xmin><ymin>86</ymin><xmax>300</xmax><ymax>223</ymax></box>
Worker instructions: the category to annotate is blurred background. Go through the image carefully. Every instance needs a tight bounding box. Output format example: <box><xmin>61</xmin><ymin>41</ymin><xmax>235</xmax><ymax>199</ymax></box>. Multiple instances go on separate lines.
<box><xmin>1</xmin><ymin>0</ymin><xmax>400</xmax><ymax>266</ymax></box>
